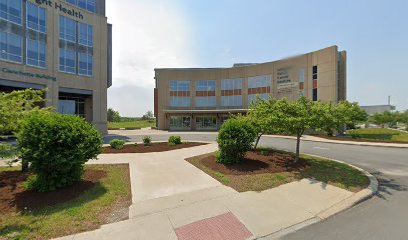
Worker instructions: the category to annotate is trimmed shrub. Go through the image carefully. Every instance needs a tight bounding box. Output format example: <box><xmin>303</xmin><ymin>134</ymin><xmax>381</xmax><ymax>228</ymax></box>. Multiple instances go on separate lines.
<box><xmin>168</xmin><ymin>136</ymin><xmax>182</xmax><ymax>145</ymax></box>
<box><xmin>142</xmin><ymin>136</ymin><xmax>152</xmax><ymax>146</ymax></box>
<box><xmin>216</xmin><ymin>118</ymin><xmax>257</xmax><ymax>164</ymax></box>
<box><xmin>110</xmin><ymin>139</ymin><xmax>126</xmax><ymax>149</ymax></box>
<box><xmin>18</xmin><ymin>112</ymin><xmax>102</xmax><ymax>192</ymax></box>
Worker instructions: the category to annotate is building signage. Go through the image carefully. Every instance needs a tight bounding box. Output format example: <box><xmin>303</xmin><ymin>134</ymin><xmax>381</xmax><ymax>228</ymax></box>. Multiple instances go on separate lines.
<box><xmin>2</xmin><ymin>68</ymin><xmax>57</xmax><ymax>81</ymax></box>
<box><xmin>277</xmin><ymin>67</ymin><xmax>297</xmax><ymax>95</ymax></box>
<box><xmin>35</xmin><ymin>0</ymin><xmax>84</xmax><ymax>20</ymax></box>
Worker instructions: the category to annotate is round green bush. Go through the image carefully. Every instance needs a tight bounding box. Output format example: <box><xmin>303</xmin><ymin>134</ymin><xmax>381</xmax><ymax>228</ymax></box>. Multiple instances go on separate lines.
<box><xmin>110</xmin><ymin>139</ymin><xmax>126</xmax><ymax>149</ymax></box>
<box><xmin>216</xmin><ymin>118</ymin><xmax>257</xmax><ymax>164</ymax></box>
<box><xmin>168</xmin><ymin>136</ymin><xmax>182</xmax><ymax>145</ymax></box>
<box><xmin>142</xmin><ymin>136</ymin><xmax>152</xmax><ymax>146</ymax></box>
<box><xmin>18</xmin><ymin>112</ymin><xmax>102</xmax><ymax>192</ymax></box>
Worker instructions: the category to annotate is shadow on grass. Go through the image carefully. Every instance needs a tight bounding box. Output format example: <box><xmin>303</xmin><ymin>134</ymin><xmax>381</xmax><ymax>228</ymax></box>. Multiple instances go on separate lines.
<box><xmin>0</xmin><ymin>224</ymin><xmax>36</xmax><ymax>239</ymax></box>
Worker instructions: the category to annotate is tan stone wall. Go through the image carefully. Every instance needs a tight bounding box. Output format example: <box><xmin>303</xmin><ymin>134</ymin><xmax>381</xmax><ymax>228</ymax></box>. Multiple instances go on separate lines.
<box><xmin>0</xmin><ymin>0</ymin><xmax>108</xmax><ymax>134</ymax></box>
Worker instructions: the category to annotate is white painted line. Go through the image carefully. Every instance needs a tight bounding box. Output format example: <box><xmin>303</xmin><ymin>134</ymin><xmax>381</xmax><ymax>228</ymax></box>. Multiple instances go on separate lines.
<box><xmin>313</xmin><ymin>147</ymin><xmax>330</xmax><ymax>150</ymax></box>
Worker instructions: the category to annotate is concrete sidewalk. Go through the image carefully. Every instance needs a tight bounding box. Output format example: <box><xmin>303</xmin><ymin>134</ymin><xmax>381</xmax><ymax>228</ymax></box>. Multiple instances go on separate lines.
<box><xmin>55</xmin><ymin>144</ymin><xmax>366</xmax><ymax>240</ymax></box>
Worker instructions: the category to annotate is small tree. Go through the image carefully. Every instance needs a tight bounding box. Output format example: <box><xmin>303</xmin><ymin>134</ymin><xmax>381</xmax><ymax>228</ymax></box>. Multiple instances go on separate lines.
<box><xmin>18</xmin><ymin>112</ymin><xmax>102</xmax><ymax>192</ymax></box>
<box><xmin>216</xmin><ymin>117</ymin><xmax>257</xmax><ymax>164</ymax></box>
<box><xmin>372</xmin><ymin>111</ymin><xmax>397</xmax><ymax>128</ymax></box>
<box><xmin>142</xmin><ymin>111</ymin><xmax>154</xmax><ymax>120</ymax></box>
<box><xmin>107</xmin><ymin>108</ymin><xmax>121</xmax><ymax>122</ymax></box>
<box><xmin>247</xmin><ymin>97</ymin><xmax>281</xmax><ymax>148</ymax></box>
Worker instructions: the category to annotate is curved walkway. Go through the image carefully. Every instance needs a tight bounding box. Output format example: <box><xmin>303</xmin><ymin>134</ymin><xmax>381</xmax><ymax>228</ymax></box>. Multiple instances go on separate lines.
<box><xmin>55</xmin><ymin>143</ymin><xmax>369</xmax><ymax>240</ymax></box>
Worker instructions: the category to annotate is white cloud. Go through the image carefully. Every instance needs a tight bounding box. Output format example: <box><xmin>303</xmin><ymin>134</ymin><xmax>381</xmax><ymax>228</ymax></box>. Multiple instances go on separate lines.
<box><xmin>106</xmin><ymin>0</ymin><xmax>196</xmax><ymax>116</ymax></box>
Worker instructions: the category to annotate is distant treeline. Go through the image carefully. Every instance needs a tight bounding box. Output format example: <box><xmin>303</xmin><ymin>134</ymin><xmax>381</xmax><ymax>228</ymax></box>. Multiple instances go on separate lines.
<box><xmin>119</xmin><ymin>117</ymin><xmax>155</xmax><ymax>122</ymax></box>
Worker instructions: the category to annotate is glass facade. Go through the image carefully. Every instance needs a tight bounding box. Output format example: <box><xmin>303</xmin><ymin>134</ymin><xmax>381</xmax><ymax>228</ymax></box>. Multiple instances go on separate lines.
<box><xmin>26</xmin><ymin>2</ymin><xmax>46</xmax><ymax>33</ymax></box>
<box><xmin>78</xmin><ymin>51</ymin><xmax>93</xmax><ymax>76</ymax></box>
<box><xmin>79</xmin><ymin>22</ymin><xmax>93</xmax><ymax>47</ymax></box>
<box><xmin>195</xmin><ymin>96</ymin><xmax>216</xmax><ymax>107</ymax></box>
<box><xmin>196</xmin><ymin>80</ymin><xmax>216</xmax><ymax>91</ymax></box>
<box><xmin>59</xmin><ymin>15</ymin><xmax>77</xmax><ymax>42</ymax></box>
<box><xmin>66</xmin><ymin>0</ymin><xmax>96</xmax><ymax>13</ymax></box>
<box><xmin>59</xmin><ymin>46</ymin><xmax>76</xmax><ymax>73</ymax></box>
<box><xmin>169</xmin><ymin>116</ymin><xmax>191</xmax><ymax>129</ymax></box>
<box><xmin>26</xmin><ymin>34</ymin><xmax>46</xmax><ymax>68</ymax></box>
<box><xmin>0</xmin><ymin>0</ymin><xmax>22</xmax><ymax>25</ymax></box>
<box><xmin>0</xmin><ymin>31</ymin><xmax>22</xmax><ymax>63</ymax></box>
<box><xmin>221</xmin><ymin>78</ymin><xmax>242</xmax><ymax>107</ymax></box>
<box><xmin>196</xmin><ymin>116</ymin><xmax>217</xmax><ymax>130</ymax></box>
<box><xmin>248</xmin><ymin>75</ymin><xmax>271</xmax><ymax>88</ymax></box>
<box><xmin>169</xmin><ymin>81</ymin><xmax>191</xmax><ymax>107</ymax></box>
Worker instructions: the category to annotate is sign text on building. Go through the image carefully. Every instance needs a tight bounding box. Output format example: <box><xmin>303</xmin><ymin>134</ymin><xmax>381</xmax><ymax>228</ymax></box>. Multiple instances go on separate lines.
<box><xmin>35</xmin><ymin>0</ymin><xmax>84</xmax><ymax>20</ymax></box>
<box><xmin>2</xmin><ymin>68</ymin><xmax>57</xmax><ymax>81</ymax></box>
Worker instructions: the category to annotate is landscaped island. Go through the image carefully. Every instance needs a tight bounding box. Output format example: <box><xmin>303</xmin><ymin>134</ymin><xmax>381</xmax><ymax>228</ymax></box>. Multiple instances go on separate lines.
<box><xmin>187</xmin><ymin>148</ymin><xmax>369</xmax><ymax>193</ymax></box>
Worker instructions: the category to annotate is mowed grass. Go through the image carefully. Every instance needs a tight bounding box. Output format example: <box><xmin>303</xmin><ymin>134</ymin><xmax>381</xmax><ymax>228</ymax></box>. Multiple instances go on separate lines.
<box><xmin>348</xmin><ymin>128</ymin><xmax>408</xmax><ymax>142</ymax></box>
<box><xmin>187</xmin><ymin>149</ymin><xmax>369</xmax><ymax>193</ymax></box>
<box><xmin>0</xmin><ymin>164</ymin><xmax>131</xmax><ymax>240</ymax></box>
<box><xmin>108</xmin><ymin>120</ymin><xmax>155</xmax><ymax>130</ymax></box>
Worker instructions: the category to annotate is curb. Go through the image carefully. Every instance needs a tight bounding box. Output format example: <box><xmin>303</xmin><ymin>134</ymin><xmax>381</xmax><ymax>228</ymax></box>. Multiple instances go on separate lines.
<box><xmin>264</xmin><ymin>135</ymin><xmax>408</xmax><ymax>149</ymax></box>
<box><xmin>102</xmin><ymin>141</ymin><xmax>215</xmax><ymax>148</ymax></box>
<box><xmin>305</xmin><ymin>154</ymin><xmax>378</xmax><ymax>220</ymax></box>
<box><xmin>256</xmin><ymin>154</ymin><xmax>378</xmax><ymax>239</ymax></box>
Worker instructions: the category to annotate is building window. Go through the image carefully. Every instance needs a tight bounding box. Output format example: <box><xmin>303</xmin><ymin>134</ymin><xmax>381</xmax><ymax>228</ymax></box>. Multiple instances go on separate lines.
<box><xmin>170</xmin><ymin>80</ymin><xmax>190</xmax><ymax>92</ymax></box>
<box><xmin>0</xmin><ymin>31</ymin><xmax>22</xmax><ymax>63</ymax></box>
<box><xmin>196</xmin><ymin>80</ymin><xmax>216</xmax><ymax>91</ymax></box>
<box><xmin>26</xmin><ymin>2</ymin><xmax>46</xmax><ymax>33</ymax></box>
<box><xmin>58</xmin><ymin>95</ymin><xmax>85</xmax><ymax>118</ymax></box>
<box><xmin>170</xmin><ymin>116</ymin><xmax>191</xmax><ymax>129</ymax></box>
<box><xmin>248</xmin><ymin>75</ymin><xmax>271</xmax><ymax>89</ymax></box>
<box><xmin>248</xmin><ymin>93</ymin><xmax>270</xmax><ymax>105</ymax></box>
<box><xmin>312</xmin><ymin>65</ymin><xmax>318</xmax><ymax>80</ymax></box>
<box><xmin>59</xmin><ymin>46</ymin><xmax>76</xmax><ymax>73</ymax></box>
<box><xmin>170</xmin><ymin>96</ymin><xmax>191</xmax><ymax>107</ymax></box>
<box><xmin>26</xmin><ymin>35</ymin><xmax>46</xmax><ymax>68</ymax></box>
<box><xmin>59</xmin><ymin>15</ymin><xmax>77</xmax><ymax>42</ymax></box>
<box><xmin>221</xmin><ymin>78</ymin><xmax>242</xmax><ymax>107</ymax></box>
<box><xmin>0</xmin><ymin>0</ymin><xmax>22</xmax><ymax>25</ymax></box>
<box><xmin>221</xmin><ymin>95</ymin><xmax>242</xmax><ymax>107</ymax></box>
<box><xmin>196</xmin><ymin>116</ymin><xmax>217</xmax><ymax>130</ymax></box>
<box><xmin>79</xmin><ymin>22</ymin><xmax>93</xmax><ymax>47</ymax></box>
<box><xmin>313</xmin><ymin>88</ymin><xmax>318</xmax><ymax>101</ymax></box>
<box><xmin>78</xmin><ymin>51</ymin><xmax>92</xmax><ymax>76</ymax></box>
<box><xmin>196</xmin><ymin>96</ymin><xmax>216</xmax><ymax>107</ymax></box>
<box><xmin>66</xmin><ymin>0</ymin><xmax>96</xmax><ymax>13</ymax></box>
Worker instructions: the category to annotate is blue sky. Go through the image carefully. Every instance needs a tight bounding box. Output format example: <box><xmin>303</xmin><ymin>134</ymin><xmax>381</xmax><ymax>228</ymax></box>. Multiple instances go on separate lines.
<box><xmin>107</xmin><ymin>0</ymin><xmax>408</xmax><ymax>116</ymax></box>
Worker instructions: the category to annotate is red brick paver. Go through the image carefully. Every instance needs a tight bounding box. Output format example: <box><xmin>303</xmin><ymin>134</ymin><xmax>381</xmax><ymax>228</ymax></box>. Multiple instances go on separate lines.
<box><xmin>175</xmin><ymin>212</ymin><xmax>253</xmax><ymax>240</ymax></box>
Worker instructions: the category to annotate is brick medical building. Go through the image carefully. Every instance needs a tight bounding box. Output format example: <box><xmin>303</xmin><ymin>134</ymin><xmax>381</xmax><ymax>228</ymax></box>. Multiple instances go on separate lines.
<box><xmin>0</xmin><ymin>0</ymin><xmax>112</xmax><ymax>134</ymax></box>
<box><xmin>154</xmin><ymin>46</ymin><xmax>346</xmax><ymax>131</ymax></box>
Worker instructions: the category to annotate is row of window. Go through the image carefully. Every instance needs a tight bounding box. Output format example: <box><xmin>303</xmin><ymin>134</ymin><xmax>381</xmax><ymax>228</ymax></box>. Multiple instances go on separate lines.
<box><xmin>169</xmin><ymin>116</ymin><xmax>218</xmax><ymax>130</ymax></box>
<box><xmin>169</xmin><ymin>94</ymin><xmax>271</xmax><ymax>107</ymax></box>
<box><xmin>60</xmin><ymin>15</ymin><xmax>93</xmax><ymax>47</ymax></box>
<box><xmin>65</xmin><ymin>0</ymin><xmax>96</xmax><ymax>13</ymax></box>
<box><xmin>169</xmin><ymin>76</ymin><xmax>271</xmax><ymax>92</ymax></box>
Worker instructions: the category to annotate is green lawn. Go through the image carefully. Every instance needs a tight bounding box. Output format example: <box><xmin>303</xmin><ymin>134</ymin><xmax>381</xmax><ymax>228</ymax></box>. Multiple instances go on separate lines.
<box><xmin>108</xmin><ymin>120</ymin><xmax>155</xmax><ymax>130</ymax></box>
<box><xmin>187</xmin><ymin>149</ymin><xmax>369</xmax><ymax>193</ymax></box>
<box><xmin>347</xmin><ymin>128</ymin><xmax>408</xmax><ymax>142</ymax></box>
<box><xmin>0</xmin><ymin>164</ymin><xmax>131</xmax><ymax>240</ymax></box>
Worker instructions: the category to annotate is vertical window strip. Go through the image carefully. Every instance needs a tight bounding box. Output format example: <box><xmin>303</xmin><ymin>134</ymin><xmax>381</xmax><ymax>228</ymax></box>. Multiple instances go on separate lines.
<box><xmin>0</xmin><ymin>31</ymin><xmax>23</xmax><ymax>63</ymax></box>
<box><xmin>26</xmin><ymin>2</ymin><xmax>46</xmax><ymax>33</ymax></box>
<box><xmin>0</xmin><ymin>0</ymin><xmax>22</xmax><ymax>25</ymax></box>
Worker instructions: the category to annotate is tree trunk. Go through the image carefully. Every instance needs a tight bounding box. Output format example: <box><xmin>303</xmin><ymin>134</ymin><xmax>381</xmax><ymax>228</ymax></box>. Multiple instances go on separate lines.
<box><xmin>22</xmin><ymin>158</ymin><xmax>28</xmax><ymax>172</ymax></box>
<box><xmin>295</xmin><ymin>131</ymin><xmax>301</xmax><ymax>164</ymax></box>
<box><xmin>254</xmin><ymin>133</ymin><xmax>263</xmax><ymax>149</ymax></box>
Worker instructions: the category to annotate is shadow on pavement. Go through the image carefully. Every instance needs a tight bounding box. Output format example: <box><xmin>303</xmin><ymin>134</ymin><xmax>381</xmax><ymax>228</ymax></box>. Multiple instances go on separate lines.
<box><xmin>103</xmin><ymin>134</ymin><xmax>130</xmax><ymax>144</ymax></box>
<box><xmin>371</xmin><ymin>172</ymin><xmax>407</xmax><ymax>200</ymax></box>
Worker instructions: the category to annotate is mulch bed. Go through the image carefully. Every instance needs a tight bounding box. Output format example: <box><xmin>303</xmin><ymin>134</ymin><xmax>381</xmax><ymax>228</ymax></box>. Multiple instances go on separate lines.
<box><xmin>0</xmin><ymin>169</ymin><xmax>107</xmax><ymax>213</ymax></box>
<box><xmin>102</xmin><ymin>142</ymin><xmax>207</xmax><ymax>154</ymax></box>
<box><xmin>312</xmin><ymin>134</ymin><xmax>408</xmax><ymax>144</ymax></box>
<box><xmin>201</xmin><ymin>150</ymin><xmax>308</xmax><ymax>175</ymax></box>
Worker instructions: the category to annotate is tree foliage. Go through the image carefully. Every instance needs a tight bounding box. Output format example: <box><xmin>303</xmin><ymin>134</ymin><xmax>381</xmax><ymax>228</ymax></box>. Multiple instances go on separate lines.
<box><xmin>107</xmin><ymin>108</ymin><xmax>121</xmax><ymax>122</ymax></box>
<box><xmin>371</xmin><ymin>111</ymin><xmax>400</xmax><ymax>128</ymax></box>
<box><xmin>0</xmin><ymin>89</ymin><xmax>48</xmax><ymax>135</ymax></box>
<box><xmin>142</xmin><ymin>111</ymin><xmax>154</xmax><ymax>120</ymax></box>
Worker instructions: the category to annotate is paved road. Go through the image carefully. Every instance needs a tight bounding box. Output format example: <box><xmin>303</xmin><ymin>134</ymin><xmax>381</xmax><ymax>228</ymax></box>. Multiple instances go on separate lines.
<box><xmin>104</xmin><ymin>133</ymin><xmax>408</xmax><ymax>240</ymax></box>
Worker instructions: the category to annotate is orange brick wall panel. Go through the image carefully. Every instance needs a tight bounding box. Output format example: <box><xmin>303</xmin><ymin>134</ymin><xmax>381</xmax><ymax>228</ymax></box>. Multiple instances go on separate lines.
<box><xmin>196</xmin><ymin>91</ymin><xmax>216</xmax><ymax>97</ymax></box>
<box><xmin>248</xmin><ymin>86</ymin><xmax>271</xmax><ymax>94</ymax></box>
<box><xmin>170</xmin><ymin>91</ymin><xmax>190</xmax><ymax>97</ymax></box>
<box><xmin>299</xmin><ymin>82</ymin><xmax>304</xmax><ymax>90</ymax></box>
